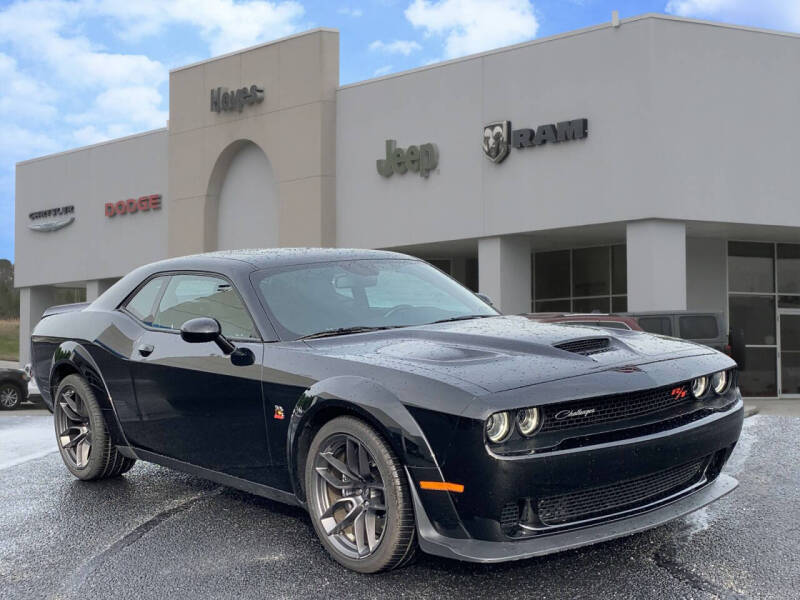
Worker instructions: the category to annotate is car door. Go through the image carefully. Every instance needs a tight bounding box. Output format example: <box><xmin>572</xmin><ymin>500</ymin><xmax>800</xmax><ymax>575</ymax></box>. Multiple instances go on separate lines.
<box><xmin>123</xmin><ymin>272</ymin><xmax>271</xmax><ymax>484</ymax></box>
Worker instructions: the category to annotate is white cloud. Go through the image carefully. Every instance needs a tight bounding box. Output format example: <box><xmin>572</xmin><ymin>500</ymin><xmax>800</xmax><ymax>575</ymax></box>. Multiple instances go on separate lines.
<box><xmin>373</xmin><ymin>65</ymin><xmax>393</xmax><ymax>76</ymax></box>
<box><xmin>665</xmin><ymin>0</ymin><xmax>800</xmax><ymax>32</ymax></box>
<box><xmin>369</xmin><ymin>39</ymin><xmax>423</xmax><ymax>55</ymax></box>
<box><xmin>338</xmin><ymin>7</ymin><xmax>364</xmax><ymax>17</ymax></box>
<box><xmin>405</xmin><ymin>0</ymin><xmax>539</xmax><ymax>58</ymax></box>
<box><xmin>0</xmin><ymin>53</ymin><xmax>58</xmax><ymax>121</ymax></box>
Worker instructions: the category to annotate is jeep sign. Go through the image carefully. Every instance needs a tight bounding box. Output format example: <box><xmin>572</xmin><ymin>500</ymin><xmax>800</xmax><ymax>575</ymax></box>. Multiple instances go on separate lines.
<box><xmin>376</xmin><ymin>140</ymin><xmax>439</xmax><ymax>178</ymax></box>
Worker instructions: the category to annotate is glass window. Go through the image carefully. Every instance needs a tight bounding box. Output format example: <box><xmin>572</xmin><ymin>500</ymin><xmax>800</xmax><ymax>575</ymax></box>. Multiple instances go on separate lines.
<box><xmin>152</xmin><ymin>274</ymin><xmax>257</xmax><ymax>339</ymax></box>
<box><xmin>612</xmin><ymin>296</ymin><xmax>628</xmax><ymax>313</ymax></box>
<box><xmin>254</xmin><ymin>259</ymin><xmax>497</xmax><ymax>340</ymax></box>
<box><xmin>573</xmin><ymin>297</ymin><xmax>610</xmax><ymax>313</ymax></box>
<box><xmin>679</xmin><ymin>315</ymin><xmax>719</xmax><ymax>340</ymax></box>
<box><xmin>125</xmin><ymin>277</ymin><xmax>167</xmax><ymax>325</ymax></box>
<box><xmin>728</xmin><ymin>242</ymin><xmax>774</xmax><ymax>293</ymax></box>
<box><xmin>738</xmin><ymin>348</ymin><xmax>777</xmax><ymax>397</ymax></box>
<box><xmin>777</xmin><ymin>244</ymin><xmax>800</xmax><ymax>294</ymax></box>
<box><xmin>637</xmin><ymin>317</ymin><xmax>672</xmax><ymax>336</ymax></box>
<box><xmin>729</xmin><ymin>295</ymin><xmax>776</xmax><ymax>345</ymax></box>
<box><xmin>534</xmin><ymin>299</ymin><xmax>571</xmax><ymax>312</ymax></box>
<box><xmin>611</xmin><ymin>245</ymin><xmax>627</xmax><ymax>295</ymax></box>
<box><xmin>535</xmin><ymin>250</ymin><xmax>570</xmax><ymax>299</ymax></box>
<box><xmin>778</xmin><ymin>296</ymin><xmax>800</xmax><ymax>309</ymax></box>
<box><xmin>572</xmin><ymin>247</ymin><xmax>609</xmax><ymax>297</ymax></box>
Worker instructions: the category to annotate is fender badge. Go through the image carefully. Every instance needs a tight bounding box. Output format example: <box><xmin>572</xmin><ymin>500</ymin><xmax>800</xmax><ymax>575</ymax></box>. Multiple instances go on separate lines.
<box><xmin>273</xmin><ymin>405</ymin><xmax>285</xmax><ymax>420</ymax></box>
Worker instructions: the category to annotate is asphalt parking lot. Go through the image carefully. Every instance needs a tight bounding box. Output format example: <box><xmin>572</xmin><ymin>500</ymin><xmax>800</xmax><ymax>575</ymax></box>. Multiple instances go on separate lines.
<box><xmin>1</xmin><ymin>411</ymin><xmax>798</xmax><ymax>600</ymax></box>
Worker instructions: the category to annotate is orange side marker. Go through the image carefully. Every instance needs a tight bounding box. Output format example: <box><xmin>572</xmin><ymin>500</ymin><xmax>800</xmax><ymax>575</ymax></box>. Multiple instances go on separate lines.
<box><xmin>419</xmin><ymin>481</ymin><xmax>465</xmax><ymax>493</ymax></box>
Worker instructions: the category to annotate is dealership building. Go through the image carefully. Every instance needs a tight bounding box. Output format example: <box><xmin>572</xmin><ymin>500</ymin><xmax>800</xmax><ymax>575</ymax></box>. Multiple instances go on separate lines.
<box><xmin>13</xmin><ymin>13</ymin><xmax>800</xmax><ymax>398</ymax></box>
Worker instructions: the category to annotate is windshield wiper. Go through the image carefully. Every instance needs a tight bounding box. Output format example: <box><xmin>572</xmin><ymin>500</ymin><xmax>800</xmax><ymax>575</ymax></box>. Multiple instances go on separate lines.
<box><xmin>298</xmin><ymin>325</ymin><xmax>399</xmax><ymax>340</ymax></box>
<box><xmin>429</xmin><ymin>314</ymin><xmax>496</xmax><ymax>325</ymax></box>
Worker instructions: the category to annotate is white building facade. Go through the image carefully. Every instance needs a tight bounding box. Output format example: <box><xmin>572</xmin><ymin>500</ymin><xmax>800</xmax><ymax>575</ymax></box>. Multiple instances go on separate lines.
<box><xmin>14</xmin><ymin>15</ymin><xmax>800</xmax><ymax>398</ymax></box>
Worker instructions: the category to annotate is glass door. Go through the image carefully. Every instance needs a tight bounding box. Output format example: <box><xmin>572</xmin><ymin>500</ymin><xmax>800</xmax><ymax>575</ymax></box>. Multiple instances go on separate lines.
<box><xmin>779</xmin><ymin>310</ymin><xmax>800</xmax><ymax>396</ymax></box>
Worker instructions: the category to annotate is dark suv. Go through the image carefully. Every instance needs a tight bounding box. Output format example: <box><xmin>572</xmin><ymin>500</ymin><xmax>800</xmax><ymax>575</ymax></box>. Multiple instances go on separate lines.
<box><xmin>626</xmin><ymin>312</ymin><xmax>729</xmax><ymax>353</ymax></box>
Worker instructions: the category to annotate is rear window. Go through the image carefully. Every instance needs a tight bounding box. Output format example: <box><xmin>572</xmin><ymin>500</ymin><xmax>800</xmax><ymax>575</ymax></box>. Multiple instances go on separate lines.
<box><xmin>679</xmin><ymin>316</ymin><xmax>719</xmax><ymax>340</ymax></box>
<box><xmin>637</xmin><ymin>317</ymin><xmax>672</xmax><ymax>336</ymax></box>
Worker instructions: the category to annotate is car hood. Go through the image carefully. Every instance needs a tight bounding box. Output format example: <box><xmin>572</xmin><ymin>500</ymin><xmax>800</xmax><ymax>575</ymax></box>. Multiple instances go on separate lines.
<box><xmin>303</xmin><ymin>315</ymin><xmax>715</xmax><ymax>393</ymax></box>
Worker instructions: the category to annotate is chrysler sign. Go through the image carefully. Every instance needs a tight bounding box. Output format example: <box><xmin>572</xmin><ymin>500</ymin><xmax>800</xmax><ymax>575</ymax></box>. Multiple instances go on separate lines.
<box><xmin>483</xmin><ymin>118</ymin><xmax>588</xmax><ymax>163</ymax></box>
<box><xmin>28</xmin><ymin>205</ymin><xmax>75</xmax><ymax>232</ymax></box>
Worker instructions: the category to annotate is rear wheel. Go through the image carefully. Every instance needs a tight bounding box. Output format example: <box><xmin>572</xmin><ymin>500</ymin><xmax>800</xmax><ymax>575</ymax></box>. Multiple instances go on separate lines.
<box><xmin>305</xmin><ymin>416</ymin><xmax>417</xmax><ymax>573</ymax></box>
<box><xmin>53</xmin><ymin>374</ymin><xmax>136</xmax><ymax>480</ymax></box>
<box><xmin>0</xmin><ymin>382</ymin><xmax>22</xmax><ymax>410</ymax></box>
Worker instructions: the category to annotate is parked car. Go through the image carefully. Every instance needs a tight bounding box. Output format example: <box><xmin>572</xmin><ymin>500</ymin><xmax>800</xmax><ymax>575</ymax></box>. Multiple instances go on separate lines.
<box><xmin>526</xmin><ymin>312</ymin><xmax>643</xmax><ymax>331</ymax></box>
<box><xmin>30</xmin><ymin>249</ymin><xmax>743</xmax><ymax>573</ymax></box>
<box><xmin>0</xmin><ymin>367</ymin><xmax>29</xmax><ymax>410</ymax></box>
<box><xmin>625</xmin><ymin>312</ymin><xmax>729</xmax><ymax>353</ymax></box>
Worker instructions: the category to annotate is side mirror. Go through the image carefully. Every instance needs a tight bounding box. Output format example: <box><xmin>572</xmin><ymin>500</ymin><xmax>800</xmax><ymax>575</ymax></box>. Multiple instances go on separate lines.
<box><xmin>180</xmin><ymin>317</ymin><xmax>236</xmax><ymax>355</ymax></box>
<box><xmin>475</xmin><ymin>292</ymin><xmax>494</xmax><ymax>307</ymax></box>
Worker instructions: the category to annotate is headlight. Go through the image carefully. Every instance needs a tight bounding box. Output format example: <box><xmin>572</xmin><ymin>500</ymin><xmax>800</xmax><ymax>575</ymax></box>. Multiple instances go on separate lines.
<box><xmin>691</xmin><ymin>376</ymin><xmax>709</xmax><ymax>398</ymax></box>
<box><xmin>711</xmin><ymin>370</ymin><xmax>731</xmax><ymax>395</ymax></box>
<box><xmin>486</xmin><ymin>411</ymin><xmax>512</xmax><ymax>443</ymax></box>
<box><xmin>516</xmin><ymin>407</ymin><xmax>540</xmax><ymax>437</ymax></box>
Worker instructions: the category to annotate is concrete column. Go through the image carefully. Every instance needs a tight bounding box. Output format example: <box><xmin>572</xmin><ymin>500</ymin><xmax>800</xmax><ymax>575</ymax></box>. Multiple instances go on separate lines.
<box><xmin>478</xmin><ymin>236</ymin><xmax>532</xmax><ymax>314</ymax></box>
<box><xmin>18</xmin><ymin>286</ymin><xmax>57</xmax><ymax>367</ymax></box>
<box><xmin>626</xmin><ymin>220</ymin><xmax>687</xmax><ymax>311</ymax></box>
<box><xmin>85</xmin><ymin>279</ymin><xmax>117</xmax><ymax>302</ymax></box>
<box><xmin>451</xmin><ymin>257</ymin><xmax>468</xmax><ymax>287</ymax></box>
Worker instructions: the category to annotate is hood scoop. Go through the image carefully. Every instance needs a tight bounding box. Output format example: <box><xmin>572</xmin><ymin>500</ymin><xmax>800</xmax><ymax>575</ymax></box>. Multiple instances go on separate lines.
<box><xmin>554</xmin><ymin>337</ymin><xmax>611</xmax><ymax>356</ymax></box>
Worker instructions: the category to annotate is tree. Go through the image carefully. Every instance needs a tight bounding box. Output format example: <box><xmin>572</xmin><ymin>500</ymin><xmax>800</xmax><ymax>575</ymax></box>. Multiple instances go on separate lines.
<box><xmin>0</xmin><ymin>260</ymin><xmax>20</xmax><ymax>319</ymax></box>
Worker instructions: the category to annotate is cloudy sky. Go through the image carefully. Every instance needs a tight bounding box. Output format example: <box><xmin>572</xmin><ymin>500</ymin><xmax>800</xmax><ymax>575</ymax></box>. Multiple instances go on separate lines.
<box><xmin>2</xmin><ymin>0</ymin><xmax>799</xmax><ymax>262</ymax></box>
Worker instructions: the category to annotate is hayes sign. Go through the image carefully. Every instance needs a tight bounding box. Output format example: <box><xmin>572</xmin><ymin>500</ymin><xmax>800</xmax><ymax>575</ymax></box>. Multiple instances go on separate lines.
<box><xmin>105</xmin><ymin>194</ymin><xmax>162</xmax><ymax>217</ymax></box>
<box><xmin>210</xmin><ymin>85</ymin><xmax>264</xmax><ymax>113</ymax></box>
<box><xmin>376</xmin><ymin>140</ymin><xmax>439</xmax><ymax>178</ymax></box>
<box><xmin>482</xmin><ymin>118</ymin><xmax>588</xmax><ymax>164</ymax></box>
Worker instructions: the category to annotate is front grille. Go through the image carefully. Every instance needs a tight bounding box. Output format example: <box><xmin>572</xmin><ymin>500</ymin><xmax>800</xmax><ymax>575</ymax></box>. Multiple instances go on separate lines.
<box><xmin>554</xmin><ymin>338</ymin><xmax>611</xmax><ymax>356</ymax></box>
<box><xmin>541</xmin><ymin>382</ymin><xmax>692</xmax><ymax>433</ymax></box>
<box><xmin>499</xmin><ymin>502</ymin><xmax>520</xmax><ymax>529</ymax></box>
<box><xmin>537</xmin><ymin>458</ymin><xmax>707</xmax><ymax>526</ymax></box>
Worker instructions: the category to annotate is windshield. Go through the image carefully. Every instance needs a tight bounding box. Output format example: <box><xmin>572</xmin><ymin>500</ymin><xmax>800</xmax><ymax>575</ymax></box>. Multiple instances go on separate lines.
<box><xmin>253</xmin><ymin>258</ymin><xmax>498</xmax><ymax>340</ymax></box>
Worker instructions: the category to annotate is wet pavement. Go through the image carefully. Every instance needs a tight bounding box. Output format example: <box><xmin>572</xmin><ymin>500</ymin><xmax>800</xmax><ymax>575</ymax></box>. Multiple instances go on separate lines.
<box><xmin>0</xmin><ymin>413</ymin><xmax>798</xmax><ymax>599</ymax></box>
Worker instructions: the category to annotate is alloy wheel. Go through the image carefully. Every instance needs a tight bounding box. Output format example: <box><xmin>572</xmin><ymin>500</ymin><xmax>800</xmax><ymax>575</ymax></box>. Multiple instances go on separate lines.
<box><xmin>0</xmin><ymin>385</ymin><xmax>19</xmax><ymax>409</ymax></box>
<box><xmin>54</xmin><ymin>386</ymin><xmax>93</xmax><ymax>469</ymax></box>
<box><xmin>311</xmin><ymin>433</ymin><xmax>387</xmax><ymax>559</ymax></box>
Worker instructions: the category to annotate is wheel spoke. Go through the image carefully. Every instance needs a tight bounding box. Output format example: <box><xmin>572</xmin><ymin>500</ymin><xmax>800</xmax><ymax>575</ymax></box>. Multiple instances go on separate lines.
<box><xmin>320</xmin><ymin>496</ymin><xmax>356</xmax><ymax>522</ymax></box>
<box><xmin>58</xmin><ymin>400</ymin><xmax>83</xmax><ymax>422</ymax></box>
<box><xmin>315</xmin><ymin>466</ymin><xmax>356</xmax><ymax>490</ymax></box>
<box><xmin>364</xmin><ymin>509</ymin><xmax>379</xmax><ymax>552</ymax></box>
<box><xmin>346</xmin><ymin>438</ymin><xmax>361</xmax><ymax>479</ymax></box>
<box><xmin>63</xmin><ymin>390</ymin><xmax>86</xmax><ymax>419</ymax></box>
<box><xmin>320</xmin><ymin>451</ymin><xmax>362</xmax><ymax>483</ymax></box>
<box><xmin>327</xmin><ymin>503</ymin><xmax>363</xmax><ymax>536</ymax></box>
<box><xmin>353</xmin><ymin>510</ymin><xmax>367</xmax><ymax>556</ymax></box>
<box><xmin>75</xmin><ymin>439</ymin><xmax>90</xmax><ymax>467</ymax></box>
<box><xmin>357</xmin><ymin>443</ymin><xmax>372</xmax><ymax>479</ymax></box>
<box><xmin>62</xmin><ymin>430</ymin><xmax>88</xmax><ymax>449</ymax></box>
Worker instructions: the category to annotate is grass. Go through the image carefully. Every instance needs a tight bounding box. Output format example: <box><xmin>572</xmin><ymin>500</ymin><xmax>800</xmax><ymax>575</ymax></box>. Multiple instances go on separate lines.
<box><xmin>0</xmin><ymin>319</ymin><xmax>19</xmax><ymax>362</ymax></box>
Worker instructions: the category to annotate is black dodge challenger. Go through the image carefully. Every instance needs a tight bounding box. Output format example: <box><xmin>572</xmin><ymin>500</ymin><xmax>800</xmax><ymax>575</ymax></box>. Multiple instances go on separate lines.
<box><xmin>30</xmin><ymin>249</ymin><xmax>743</xmax><ymax>573</ymax></box>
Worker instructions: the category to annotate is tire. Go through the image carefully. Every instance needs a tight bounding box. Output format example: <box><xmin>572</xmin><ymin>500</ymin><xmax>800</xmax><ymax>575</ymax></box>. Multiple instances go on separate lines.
<box><xmin>0</xmin><ymin>382</ymin><xmax>23</xmax><ymax>410</ymax></box>
<box><xmin>53</xmin><ymin>374</ymin><xmax>137</xmax><ymax>480</ymax></box>
<box><xmin>305</xmin><ymin>416</ymin><xmax>417</xmax><ymax>573</ymax></box>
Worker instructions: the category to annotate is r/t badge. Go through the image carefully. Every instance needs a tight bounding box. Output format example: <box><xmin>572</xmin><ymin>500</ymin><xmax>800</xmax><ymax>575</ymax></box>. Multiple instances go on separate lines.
<box><xmin>273</xmin><ymin>405</ymin><xmax>285</xmax><ymax>420</ymax></box>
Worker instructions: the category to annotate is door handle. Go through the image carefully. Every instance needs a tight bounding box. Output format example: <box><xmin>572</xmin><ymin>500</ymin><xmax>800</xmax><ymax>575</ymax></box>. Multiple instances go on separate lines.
<box><xmin>137</xmin><ymin>344</ymin><xmax>154</xmax><ymax>357</ymax></box>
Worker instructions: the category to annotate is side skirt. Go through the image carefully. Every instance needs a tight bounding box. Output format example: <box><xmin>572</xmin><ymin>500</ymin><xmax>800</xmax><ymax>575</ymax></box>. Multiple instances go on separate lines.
<box><xmin>133</xmin><ymin>448</ymin><xmax>301</xmax><ymax>507</ymax></box>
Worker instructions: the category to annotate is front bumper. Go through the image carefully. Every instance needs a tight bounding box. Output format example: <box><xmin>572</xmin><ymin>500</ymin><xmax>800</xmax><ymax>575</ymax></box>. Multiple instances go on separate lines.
<box><xmin>411</xmin><ymin>472</ymin><xmax>737</xmax><ymax>563</ymax></box>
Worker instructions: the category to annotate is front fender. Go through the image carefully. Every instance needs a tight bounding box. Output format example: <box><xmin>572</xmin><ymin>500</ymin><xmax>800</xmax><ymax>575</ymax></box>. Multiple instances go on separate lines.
<box><xmin>287</xmin><ymin>375</ymin><xmax>470</xmax><ymax>540</ymax></box>
<box><xmin>50</xmin><ymin>341</ymin><xmax>131</xmax><ymax>450</ymax></box>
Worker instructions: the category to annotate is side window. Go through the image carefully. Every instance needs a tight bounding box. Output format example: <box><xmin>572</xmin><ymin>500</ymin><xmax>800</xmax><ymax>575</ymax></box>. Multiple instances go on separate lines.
<box><xmin>152</xmin><ymin>274</ymin><xmax>258</xmax><ymax>340</ymax></box>
<box><xmin>679</xmin><ymin>316</ymin><xmax>719</xmax><ymax>340</ymax></box>
<box><xmin>637</xmin><ymin>317</ymin><xmax>672</xmax><ymax>336</ymax></box>
<box><xmin>125</xmin><ymin>277</ymin><xmax>168</xmax><ymax>325</ymax></box>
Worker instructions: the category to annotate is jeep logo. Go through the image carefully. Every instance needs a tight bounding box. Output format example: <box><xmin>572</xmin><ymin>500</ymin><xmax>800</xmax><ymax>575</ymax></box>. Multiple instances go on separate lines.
<box><xmin>376</xmin><ymin>140</ymin><xmax>439</xmax><ymax>178</ymax></box>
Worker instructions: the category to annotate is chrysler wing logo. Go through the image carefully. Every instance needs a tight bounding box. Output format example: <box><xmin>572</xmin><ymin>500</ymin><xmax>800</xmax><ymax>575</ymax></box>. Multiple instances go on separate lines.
<box><xmin>482</xmin><ymin>120</ymin><xmax>510</xmax><ymax>163</ymax></box>
<box><xmin>28</xmin><ymin>205</ymin><xmax>75</xmax><ymax>233</ymax></box>
<box><xmin>554</xmin><ymin>407</ymin><xmax>596</xmax><ymax>420</ymax></box>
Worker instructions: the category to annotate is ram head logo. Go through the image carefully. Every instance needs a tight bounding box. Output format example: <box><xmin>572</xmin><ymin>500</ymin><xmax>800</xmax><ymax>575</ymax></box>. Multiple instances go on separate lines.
<box><xmin>482</xmin><ymin>120</ymin><xmax>510</xmax><ymax>163</ymax></box>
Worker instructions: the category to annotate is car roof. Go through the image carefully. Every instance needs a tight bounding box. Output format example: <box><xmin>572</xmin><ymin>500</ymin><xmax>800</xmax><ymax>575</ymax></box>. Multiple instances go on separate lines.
<box><xmin>147</xmin><ymin>248</ymin><xmax>412</xmax><ymax>272</ymax></box>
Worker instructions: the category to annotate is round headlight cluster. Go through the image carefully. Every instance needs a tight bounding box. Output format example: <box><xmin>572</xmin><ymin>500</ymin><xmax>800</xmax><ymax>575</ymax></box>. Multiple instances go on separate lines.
<box><xmin>486</xmin><ymin>407</ymin><xmax>541</xmax><ymax>443</ymax></box>
<box><xmin>691</xmin><ymin>370</ymin><xmax>733</xmax><ymax>399</ymax></box>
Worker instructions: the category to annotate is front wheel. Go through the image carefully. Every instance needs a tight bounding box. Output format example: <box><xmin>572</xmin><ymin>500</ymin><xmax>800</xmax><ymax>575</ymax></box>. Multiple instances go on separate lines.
<box><xmin>305</xmin><ymin>416</ymin><xmax>417</xmax><ymax>573</ymax></box>
<box><xmin>0</xmin><ymin>382</ymin><xmax>23</xmax><ymax>410</ymax></box>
